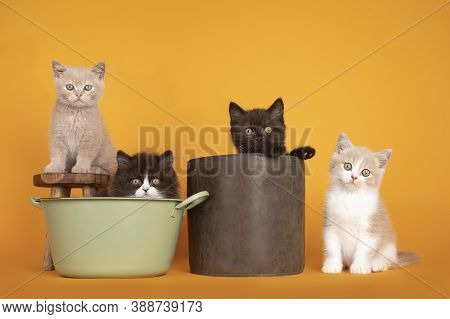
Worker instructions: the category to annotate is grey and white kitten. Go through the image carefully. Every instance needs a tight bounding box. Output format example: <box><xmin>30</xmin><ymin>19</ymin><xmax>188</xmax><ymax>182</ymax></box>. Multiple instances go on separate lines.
<box><xmin>44</xmin><ymin>60</ymin><xmax>117</xmax><ymax>176</ymax></box>
<box><xmin>322</xmin><ymin>133</ymin><xmax>420</xmax><ymax>275</ymax></box>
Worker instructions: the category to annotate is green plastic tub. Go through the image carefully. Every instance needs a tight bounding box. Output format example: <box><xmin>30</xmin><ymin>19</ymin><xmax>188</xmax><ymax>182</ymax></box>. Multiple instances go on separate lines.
<box><xmin>30</xmin><ymin>191</ymin><xmax>209</xmax><ymax>278</ymax></box>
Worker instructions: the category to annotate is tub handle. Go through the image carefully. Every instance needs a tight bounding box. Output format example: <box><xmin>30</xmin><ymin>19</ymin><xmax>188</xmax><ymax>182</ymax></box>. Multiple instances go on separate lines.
<box><xmin>30</xmin><ymin>197</ymin><xmax>42</xmax><ymax>209</ymax></box>
<box><xmin>172</xmin><ymin>191</ymin><xmax>209</xmax><ymax>217</ymax></box>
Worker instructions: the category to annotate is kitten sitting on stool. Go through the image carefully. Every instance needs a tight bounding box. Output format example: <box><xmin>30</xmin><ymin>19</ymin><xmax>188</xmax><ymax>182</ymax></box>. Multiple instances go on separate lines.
<box><xmin>229</xmin><ymin>98</ymin><xmax>315</xmax><ymax>159</ymax></box>
<box><xmin>104</xmin><ymin>150</ymin><xmax>179</xmax><ymax>199</ymax></box>
<box><xmin>322</xmin><ymin>133</ymin><xmax>420</xmax><ymax>275</ymax></box>
<box><xmin>44</xmin><ymin>60</ymin><xmax>117</xmax><ymax>176</ymax></box>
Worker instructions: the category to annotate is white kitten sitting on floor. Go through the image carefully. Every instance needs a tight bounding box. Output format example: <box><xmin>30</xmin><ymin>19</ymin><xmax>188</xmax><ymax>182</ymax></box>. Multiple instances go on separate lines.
<box><xmin>44</xmin><ymin>60</ymin><xmax>117</xmax><ymax>176</ymax></box>
<box><xmin>322</xmin><ymin>133</ymin><xmax>419</xmax><ymax>275</ymax></box>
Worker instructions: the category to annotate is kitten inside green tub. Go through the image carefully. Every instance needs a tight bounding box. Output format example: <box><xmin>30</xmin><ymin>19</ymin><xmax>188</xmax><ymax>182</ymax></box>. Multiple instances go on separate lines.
<box><xmin>98</xmin><ymin>150</ymin><xmax>179</xmax><ymax>199</ymax></box>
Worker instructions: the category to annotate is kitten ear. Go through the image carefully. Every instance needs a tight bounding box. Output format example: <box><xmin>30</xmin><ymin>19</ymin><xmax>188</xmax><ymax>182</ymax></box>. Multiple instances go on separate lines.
<box><xmin>117</xmin><ymin>150</ymin><xmax>131</xmax><ymax>170</ymax></box>
<box><xmin>336</xmin><ymin>132</ymin><xmax>353</xmax><ymax>153</ymax></box>
<box><xmin>91</xmin><ymin>62</ymin><xmax>106</xmax><ymax>79</ymax></box>
<box><xmin>160</xmin><ymin>150</ymin><xmax>174</xmax><ymax>167</ymax></box>
<box><xmin>52</xmin><ymin>60</ymin><xmax>67</xmax><ymax>78</ymax></box>
<box><xmin>267</xmin><ymin>98</ymin><xmax>284</xmax><ymax>119</ymax></box>
<box><xmin>229</xmin><ymin>102</ymin><xmax>246</xmax><ymax>122</ymax></box>
<box><xmin>375</xmin><ymin>149</ymin><xmax>392</xmax><ymax>169</ymax></box>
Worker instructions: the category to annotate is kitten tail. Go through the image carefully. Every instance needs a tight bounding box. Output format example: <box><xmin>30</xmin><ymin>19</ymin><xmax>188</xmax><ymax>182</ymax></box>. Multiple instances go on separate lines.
<box><xmin>290</xmin><ymin>146</ymin><xmax>316</xmax><ymax>160</ymax></box>
<box><xmin>396</xmin><ymin>251</ymin><xmax>421</xmax><ymax>267</ymax></box>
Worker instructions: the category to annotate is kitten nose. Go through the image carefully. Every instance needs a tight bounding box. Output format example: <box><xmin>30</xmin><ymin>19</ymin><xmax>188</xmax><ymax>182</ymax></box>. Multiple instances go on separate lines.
<box><xmin>142</xmin><ymin>186</ymin><xmax>150</xmax><ymax>192</ymax></box>
<box><xmin>351</xmin><ymin>175</ymin><xmax>358</xmax><ymax>180</ymax></box>
<box><xmin>75</xmin><ymin>90</ymin><xmax>83</xmax><ymax>97</ymax></box>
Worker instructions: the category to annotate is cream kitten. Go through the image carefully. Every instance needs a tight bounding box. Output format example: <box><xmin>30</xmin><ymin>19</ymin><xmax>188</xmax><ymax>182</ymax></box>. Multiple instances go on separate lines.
<box><xmin>44</xmin><ymin>60</ymin><xmax>117</xmax><ymax>176</ymax></box>
<box><xmin>322</xmin><ymin>133</ymin><xmax>419</xmax><ymax>275</ymax></box>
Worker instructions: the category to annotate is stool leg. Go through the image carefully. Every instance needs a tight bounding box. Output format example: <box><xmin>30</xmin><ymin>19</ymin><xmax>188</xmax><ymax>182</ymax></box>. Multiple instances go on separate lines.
<box><xmin>43</xmin><ymin>235</ymin><xmax>54</xmax><ymax>271</ymax></box>
<box><xmin>82</xmin><ymin>185</ymin><xmax>95</xmax><ymax>197</ymax></box>
<box><xmin>51</xmin><ymin>186</ymin><xmax>71</xmax><ymax>197</ymax></box>
<box><xmin>43</xmin><ymin>186</ymin><xmax>71</xmax><ymax>271</ymax></box>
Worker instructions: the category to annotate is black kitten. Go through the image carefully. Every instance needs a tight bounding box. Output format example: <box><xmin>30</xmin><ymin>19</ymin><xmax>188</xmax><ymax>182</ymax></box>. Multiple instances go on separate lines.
<box><xmin>229</xmin><ymin>98</ymin><xmax>315</xmax><ymax>159</ymax></box>
<box><xmin>104</xmin><ymin>150</ymin><xmax>179</xmax><ymax>198</ymax></box>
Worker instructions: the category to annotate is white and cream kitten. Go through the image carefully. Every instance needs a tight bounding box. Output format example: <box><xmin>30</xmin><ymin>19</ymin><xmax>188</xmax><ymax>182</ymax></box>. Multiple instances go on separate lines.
<box><xmin>44</xmin><ymin>60</ymin><xmax>117</xmax><ymax>176</ymax></box>
<box><xmin>322</xmin><ymin>133</ymin><xmax>419</xmax><ymax>275</ymax></box>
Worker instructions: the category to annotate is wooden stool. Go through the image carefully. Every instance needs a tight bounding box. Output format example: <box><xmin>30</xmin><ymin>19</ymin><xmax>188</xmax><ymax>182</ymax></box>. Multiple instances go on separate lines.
<box><xmin>33</xmin><ymin>173</ymin><xmax>111</xmax><ymax>271</ymax></box>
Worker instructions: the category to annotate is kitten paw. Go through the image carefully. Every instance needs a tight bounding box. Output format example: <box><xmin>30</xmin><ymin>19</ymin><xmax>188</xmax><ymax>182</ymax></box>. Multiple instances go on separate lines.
<box><xmin>290</xmin><ymin>146</ymin><xmax>316</xmax><ymax>160</ymax></box>
<box><xmin>350</xmin><ymin>263</ymin><xmax>372</xmax><ymax>275</ymax></box>
<box><xmin>372</xmin><ymin>262</ymin><xmax>390</xmax><ymax>272</ymax></box>
<box><xmin>322</xmin><ymin>262</ymin><xmax>343</xmax><ymax>274</ymax></box>
<box><xmin>71</xmin><ymin>164</ymin><xmax>92</xmax><ymax>174</ymax></box>
<box><xmin>44</xmin><ymin>163</ymin><xmax>66</xmax><ymax>173</ymax></box>
<box><xmin>301</xmin><ymin>146</ymin><xmax>316</xmax><ymax>160</ymax></box>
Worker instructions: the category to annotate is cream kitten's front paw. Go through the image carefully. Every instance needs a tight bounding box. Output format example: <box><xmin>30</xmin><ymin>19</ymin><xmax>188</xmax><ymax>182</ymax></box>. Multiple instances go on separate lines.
<box><xmin>350</xmin><ymin>263</ymin><xmax>372</xmax><ymax>275</ymax></box>
<box><xmin>44</xmin><ymin>162</ymin><xmax>66</xmax><ymax>173</ymax></box>
<box><xmin>322</xmin><ymin>261</ymin><xmax>343</xmax><ymax>274</ymax></box>
<box><xmin>71</xmin><ymin>164</ymin><xmax>92</xmax><ymax>174</ymax></box>
<box><xmin>372</xmin><ymin>262</ymin><xmax>390</xmax><ymax>272</ymax></box>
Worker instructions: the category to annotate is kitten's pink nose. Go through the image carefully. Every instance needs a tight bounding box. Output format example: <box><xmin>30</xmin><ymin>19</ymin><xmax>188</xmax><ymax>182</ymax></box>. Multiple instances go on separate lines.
<box><xmin>75</xmin><ymin>90</ymin><xmax>83</xmax><ymax>97</ymax></box>
<box><xmin>351</xmin><ymin>175</ymin><xmax>358</xmax><ymax>180</ymax></box>
<box><xmin>142</xmin><ymin>186</ymin><xmax>150</xmax><ymax>192</ymax></box>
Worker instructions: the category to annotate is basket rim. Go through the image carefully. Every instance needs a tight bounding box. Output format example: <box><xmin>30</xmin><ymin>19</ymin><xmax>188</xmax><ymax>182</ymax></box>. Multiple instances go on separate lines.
<box><xmin>188</xmin><ymin>153</ymin><xmax>301</xmax><ymax>162</ymax></box>
<box><xmin>35</xmin><ymin>197</ymin><xmax>183</xmax><ymax>203</ymax></box>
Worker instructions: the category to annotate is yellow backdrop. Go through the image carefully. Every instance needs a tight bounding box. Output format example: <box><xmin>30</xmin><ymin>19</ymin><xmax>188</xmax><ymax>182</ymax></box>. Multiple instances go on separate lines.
<box><xmin>0</xmin><ymin>0</ymin><xmax>449</xmax><ymax>298</ymax></box>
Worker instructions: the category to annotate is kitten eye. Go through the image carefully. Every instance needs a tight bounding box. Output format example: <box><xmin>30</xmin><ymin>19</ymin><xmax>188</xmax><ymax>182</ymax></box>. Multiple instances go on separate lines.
<box><xmin>84</xmin><ymin>84</ymin><xmax>92</xmax><ymax>91</ymax></box>
<box><xmin>65</xmin><ymin>84</ymin><xmax>74</xmax><ymax>91</ymax></box>
<box><xmin>244</xmin><ymin>128</ymin><xmax>253</xmax><ymax>135</ymax></box>
<box><xmin>152</xmin><ymin>178</ymin><xmax>160</xmax><ymax>185</ymax></box>
<box><xmin>361</xmin><ymin>169</ymin><xmax>371</xmax><ymax>177</ymax></box>
<box><xmin>264</xmin><ymin>127</ymin><xmax>272</xmax><ymax>134</ymax></box>
<box><xmin>343</xmin><ymin>163</ymin><xmax>352</xmax><ymax>171</ymax></box>
<box><xmin>131</xmin><ymin>178</ymin><xmax>141</xmax><ymax>185</ymax></box>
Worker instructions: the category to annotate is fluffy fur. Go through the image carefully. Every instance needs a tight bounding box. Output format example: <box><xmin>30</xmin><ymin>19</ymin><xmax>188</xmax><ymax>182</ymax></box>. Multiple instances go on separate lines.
<box><xmin>104</xmin><ymin>150</ymin><xmax>179</xmax><ymax>199</ymax></box>
<box><xmin>229</xmin><ymin>98</ymin><xmax>315</xmax><ymax>159</ymax></box>
<box><xmin>322</xmin><ymin>133</ymin><xmax>420</xmax><ymax>275</ymax></box>
<box><xmin>44</xmin><ymin>60</ymin><xmax>117</xmax><ymax>176</ymax></box>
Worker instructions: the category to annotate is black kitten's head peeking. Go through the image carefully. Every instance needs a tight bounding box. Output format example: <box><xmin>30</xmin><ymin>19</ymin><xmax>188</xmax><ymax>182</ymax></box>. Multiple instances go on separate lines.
<box><xmin>107</xmin><ymin>150</ymin><xmax>179</xmax><ymax>199</ymax></box>
<box><xmin>229</xmin><ymin>98</ymin><xmax>286</xmax><ymax>157</ymax></box>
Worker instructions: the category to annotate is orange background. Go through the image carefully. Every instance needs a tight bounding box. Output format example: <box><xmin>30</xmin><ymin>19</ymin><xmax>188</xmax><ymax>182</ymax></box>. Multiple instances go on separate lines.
<box><xmin>0</xmin><ymin>0</ymin><xmax>449</xmax><ymax>298</ymax></box>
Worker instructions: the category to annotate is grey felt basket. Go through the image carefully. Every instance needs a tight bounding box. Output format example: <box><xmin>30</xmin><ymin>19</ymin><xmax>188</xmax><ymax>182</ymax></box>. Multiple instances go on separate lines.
<box><xmin>187</xmin><ymin>154</ymin><xmax>305</xmax><ymax>277</ymax></box>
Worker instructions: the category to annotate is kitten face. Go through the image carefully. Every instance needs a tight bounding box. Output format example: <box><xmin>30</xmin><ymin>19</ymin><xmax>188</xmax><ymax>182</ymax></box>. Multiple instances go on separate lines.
<box><xmin>330</xmin><ymin>132</ymin><xmax>392</xmax><ymax>191</ymax></box>
<box><xmin>229</xmin><ymin>98</ymin><xmax>286</xmax><ymax>156</ymax></box>
<box><xmin>52</xmin><ymin>60</ymin><xmax>105</xmax><ymax>108</ymax></box>
<box><xmin>107</xmin><ymin>150</ymin><xmax>179</xmax><ymax>199</ymax></box>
